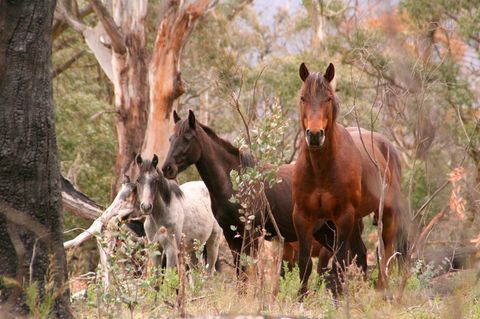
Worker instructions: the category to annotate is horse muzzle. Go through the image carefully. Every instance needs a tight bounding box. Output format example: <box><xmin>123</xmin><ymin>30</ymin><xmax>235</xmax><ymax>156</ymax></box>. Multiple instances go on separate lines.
<box><xmin>305</xmin><ymin>129</ymin><xmax>325</xmax><ymax>148</ymax></box>
<box><xmin>140</xmin><ymin>202</ymin><xmax>153</xmax><ymax>213</ymax></box>
<box><xmin>162</xmin><ymin>162</ymin><xmax>178</xmax><ymax>179</ymax></box>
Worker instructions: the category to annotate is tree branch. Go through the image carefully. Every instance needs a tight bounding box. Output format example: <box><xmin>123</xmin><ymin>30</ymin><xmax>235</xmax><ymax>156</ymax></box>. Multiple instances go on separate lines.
<box><xmin>52</xmin><ymin>50</ymin><xmax>86</xmax><ymax>78</ymax></box>
<box><xmin>61</xmin><ymin>176</ymin><xmax>103</xmax><ymax>220</ymax></box>
<box><xmin>57</xmin><ymin>0</ymin><xmax>88</xmax><ymax>34</ymax></box>
<box><xmin>53</xmin><ymin>3</ymin><xmax>93</xmax><ymax>39</ymax></box>
<box><xmin>64</xmin><ymin>179</ymin><xmax>136</xmax><ymax>249</ymax></box>
<box><xmin>89</xmin><ymin>0</ymin><xmax>126</xmax><ymax>54</ymax></box>
<box><xmin>0</xmin><ymin>200</ymin><xmax>50</xmax><ymax>240</ymax></box>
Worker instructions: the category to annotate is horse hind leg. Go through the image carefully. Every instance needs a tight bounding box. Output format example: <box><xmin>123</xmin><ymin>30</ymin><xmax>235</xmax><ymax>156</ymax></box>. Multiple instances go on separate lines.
<box><xmin>205</xmin><ymin>225</ymin><xmax>223</xmax><ymax>276</ymax></box>
<box><xmin>350</xmin><ymin>219</ymin><xmax>367</xmax><ymax>275</ymax></box>
<box><xmin>376</xmin><ymin>206</ymin><xmax>397</xmax><ymax>290</ymax></box>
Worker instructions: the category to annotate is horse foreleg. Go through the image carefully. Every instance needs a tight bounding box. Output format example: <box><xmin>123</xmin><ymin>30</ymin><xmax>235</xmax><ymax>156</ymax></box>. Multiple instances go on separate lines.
<box><xmin>156</xmin><ymin>228</ymin><xmax>178</xmax><ymax>270</ymax></box>
<box><xmin>293</xmin><ymin>205</ymin><xmax>315</xmax><ymax>298</ymax></box>
<box><xmin>331</xmin><ymin>209</ymin><xmax>355</xmax><ymax>295</ymax></box>
<box><xmin>313</xmin><ymin>222</ymin><xmax>336</xmax><ymax>276</ymax></box>
<box><xmin>316</xmin><ymin>247</ymin><xmax>332</xmax><ymax>276</ymax></box>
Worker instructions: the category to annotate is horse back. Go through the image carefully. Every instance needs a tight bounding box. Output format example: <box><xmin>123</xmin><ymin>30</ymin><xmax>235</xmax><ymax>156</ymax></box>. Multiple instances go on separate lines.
<box><xmin>346</xmin><ymin>127</ymin><xmax>403</xmax><ymax>214</ymax></box>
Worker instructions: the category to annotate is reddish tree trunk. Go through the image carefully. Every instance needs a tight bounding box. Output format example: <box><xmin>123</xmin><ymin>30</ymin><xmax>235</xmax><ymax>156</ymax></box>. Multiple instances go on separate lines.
<box><xmin>142</xmin><ymin>0</ymin><xmax>215</xmax><ymax>162</ymax></box>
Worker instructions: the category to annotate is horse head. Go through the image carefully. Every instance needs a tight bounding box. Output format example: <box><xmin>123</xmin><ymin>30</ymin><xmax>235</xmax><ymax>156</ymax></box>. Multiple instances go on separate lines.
<box><xmin>298</xmin><ymin>62</ymin><xmax>339</xmax><ymax>149</ymax></box>
<box><xmin>135</xmin><ymin>154</ymin><xmax>160</xmax><ymax>214</ymax></box>
<box><xmin>162</xmin><ymin>110</ymin><xmax>202</xmax><ymax>179</ymax></box>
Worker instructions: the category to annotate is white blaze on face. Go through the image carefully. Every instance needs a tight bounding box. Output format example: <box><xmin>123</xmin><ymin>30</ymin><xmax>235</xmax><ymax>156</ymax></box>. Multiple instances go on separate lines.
<box><xmin>140</xmin><ymin>171</ymin><xmax>155</xmax><ymax>212</ymax></box>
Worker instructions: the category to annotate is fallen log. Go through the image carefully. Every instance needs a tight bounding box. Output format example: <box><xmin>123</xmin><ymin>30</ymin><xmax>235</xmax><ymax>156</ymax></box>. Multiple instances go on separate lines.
<box><xmin>64</xmin><ymin>177</ymin><xmax>137</xmax><ymax>249</ymax></box>
<box><xmin>61</xmin><ymin>176</ymin><xmax>103</xmax><ymax>220</ymax></box>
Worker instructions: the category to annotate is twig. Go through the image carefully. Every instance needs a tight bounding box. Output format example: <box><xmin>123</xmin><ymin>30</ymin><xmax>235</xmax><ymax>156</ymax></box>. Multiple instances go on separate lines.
<box><xmin>0</xmin><ymin>199</ymin><xmax>50</xmax><ymax>240</ymax></box>
<box><xmin>52</xmin><ymin>50</ymin><xmax>86</xmax><ymax>77</ymax></box>
<box><xmin>412</xmin><ymin>180</ymin><xmax>450</xmax><ymax>220</ymax></box>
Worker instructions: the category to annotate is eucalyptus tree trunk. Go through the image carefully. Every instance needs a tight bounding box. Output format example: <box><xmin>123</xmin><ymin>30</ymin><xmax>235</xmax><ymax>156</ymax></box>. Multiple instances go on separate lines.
<box><xmin>0</xmin><ymin>1</ymin><xmax>73</xmax><ymax>317</ymax></box>
<box><xmin>109</xmin><ymin>0</ymin><xmax>149</xmax><ymax>194</ymax></box>
<box><xmin>142</xmin><ymin>0</ymin><xmax>216</xmax><ymax>162</ymax></box>
<box><xmin>58</xmin><ymin>0</ymin><xmax>216</xmax><ymax>196</ymax></box>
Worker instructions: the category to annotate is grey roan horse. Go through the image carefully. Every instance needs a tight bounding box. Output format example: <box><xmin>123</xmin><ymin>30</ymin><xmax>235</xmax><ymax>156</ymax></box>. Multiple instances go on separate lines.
<box><xmin>135</xmin><ymin>154</ymin><xmax>223</xmax><ymax>275</ymax></box>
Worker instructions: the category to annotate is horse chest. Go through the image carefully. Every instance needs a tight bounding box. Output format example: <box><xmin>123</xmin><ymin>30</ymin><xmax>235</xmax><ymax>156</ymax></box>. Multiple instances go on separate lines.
<box><xmin>305</xmin><ymin>190</ymin><xmax>337</xmax><ymax>218</ymax></box>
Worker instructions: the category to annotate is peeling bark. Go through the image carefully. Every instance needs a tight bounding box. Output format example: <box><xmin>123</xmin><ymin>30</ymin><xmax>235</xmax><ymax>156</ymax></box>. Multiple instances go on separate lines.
<box><xmin>142</xmin><ymin>0</ymin><xmax>216</xmax><ymax>162</ymax></box>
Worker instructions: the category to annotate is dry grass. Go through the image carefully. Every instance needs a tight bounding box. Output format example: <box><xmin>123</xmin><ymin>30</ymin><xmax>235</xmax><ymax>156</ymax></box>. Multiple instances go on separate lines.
<box><xmin>69</xmin><ymin>241</ymin><xmax>480</xmax><ymax>319</ymax></box>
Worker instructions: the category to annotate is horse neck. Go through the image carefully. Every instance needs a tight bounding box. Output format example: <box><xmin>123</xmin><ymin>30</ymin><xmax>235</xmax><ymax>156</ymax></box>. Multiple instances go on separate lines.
<box><xmin>195</xmin><ymin>130</ymin><xmax>241</xmax><ymax>201</ymax></box>
<box><xmin>303</xmin><ymin>122</ymin><xmax>341</xmax><ymax>173</ymax></box>
<box><xmin>150</xmin><ymin>180</ymin><xmax>171</xmax><ymax>225</ymax></box>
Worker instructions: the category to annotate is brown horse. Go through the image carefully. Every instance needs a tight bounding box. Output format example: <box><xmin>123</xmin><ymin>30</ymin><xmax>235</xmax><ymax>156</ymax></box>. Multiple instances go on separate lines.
<box><xmin>293</xmin><ymin>62</ymin><xmax>408</xmax><ymax>295</ymax></box>
<box><xmin>161</xmin><ymin>110</ymin><xmax>368</xmax><ymax>276</ymax></box>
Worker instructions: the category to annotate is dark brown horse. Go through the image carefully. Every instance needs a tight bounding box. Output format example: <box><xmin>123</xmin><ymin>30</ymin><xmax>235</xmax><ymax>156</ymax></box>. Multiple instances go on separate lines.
<box><xmin>293</xmin><ymin>62</ymin><xmax>408</xmax><ymax>295</ymax></box>
<box><xmin>161</xmin><ymin>110</ymin><xmax>368</xmax><ymax>276</ymax></box>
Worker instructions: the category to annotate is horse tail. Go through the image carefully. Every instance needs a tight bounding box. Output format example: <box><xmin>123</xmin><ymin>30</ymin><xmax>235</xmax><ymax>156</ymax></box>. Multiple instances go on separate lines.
<box><xmin>395</xmin><ymin>196</ymin><xmax>411</xmax><ymax>266</ymax></box>
<box><xmin>388</xmin><ymin>143</ymin><xmax>412</xmax><ymax>265</ymax></box>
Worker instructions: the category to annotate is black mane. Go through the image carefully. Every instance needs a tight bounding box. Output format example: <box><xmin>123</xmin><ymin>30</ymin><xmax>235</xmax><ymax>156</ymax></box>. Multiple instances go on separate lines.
<box><xmin>199</xmin><ymin>123</ymin><xmax>254</xmax><ymax>168</ymax></box>
<box><xmin>138</xmin><ymin>159</ymin><xmax>184</xmax><ymax>205</ymax></box>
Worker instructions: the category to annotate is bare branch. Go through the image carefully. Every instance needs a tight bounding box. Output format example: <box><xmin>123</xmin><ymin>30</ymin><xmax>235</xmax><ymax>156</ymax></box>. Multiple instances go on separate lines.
<box><xmin>0</xmin><ymin>199</ymin><xmax>50</xmax><ymax>240</ymax></box>
<box><xmin>52</xmin><ymin>50</ymin><xmax>86</xmax><ymax>78</ymax></box>
<box><xmin>64</xmin><ymin>181</ymin><xmax>136</xmax><ymax>249</ymax></box>
<box><xmin>57</xmin><ymin>0</ymin><xmax>88</xmax><ymax>34</ymax></box>
<box><xmin>53</xmin><ymin>3</ymin><xmax>93</xmax><ymax>39</ymax></box>
<box><xmin>61</xmin><ymin>176</ymin><xmax>103</xmax><ymax>220</ymax></box>
<box><xmin>89</xmin><ymin>0</ymin><xmax>127</xmax><ymax>54</ymax></box>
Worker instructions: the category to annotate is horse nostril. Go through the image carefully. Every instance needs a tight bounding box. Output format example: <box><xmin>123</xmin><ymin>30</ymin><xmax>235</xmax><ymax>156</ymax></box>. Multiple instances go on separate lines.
<box><xmin>305</xmin><ymin>129</ymin><xmax>311</xmax><ymax>136</ymax></box>
<box><xmin>141</xmin><ymin>203</ymin><xmax>152</xmax><ymax>212</ymax></box>
<box><xmin>319</xmin><ymin>129</ymin><xmax>325</xmax><ymax>136</ymax></box>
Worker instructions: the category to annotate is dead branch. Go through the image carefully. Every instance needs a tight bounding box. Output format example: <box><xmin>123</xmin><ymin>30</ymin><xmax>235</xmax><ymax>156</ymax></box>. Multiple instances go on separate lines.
<box><xmin>53</xmin><ymin>2</ymin><xmax>93</xmax><ymax>39</ymax></box>
<box><xmin>57</xmin><ymin>0</ymin><xmax>88</xmax><ymax>34</ymax></box>
<box><xmin>61</xmin><ymin>176</ymin><xmax>103</xmax><ymax>220</ymax></box>
<box><xmin>89</xmin><ymin>0</ymin><xmax>127</xmax><ymax>54</ymax></box>
<box><xmin>0</xmin><ymin>199</ymin><xmax>50</xmax><ymax>240</ymax></box>
<box><xmin>64</xmin><ymin>180</ymin><xmax>136</xmax><ymax>249</ymax></box>
<box><xmin>411</xmin><ymin>205</ymin><xmax>449</xmax><ymax>259</ymax></box>
<box><xmin>52</xmin><ymin>50</ymin><xmax>86</xmax><ymax>78</ymax></box>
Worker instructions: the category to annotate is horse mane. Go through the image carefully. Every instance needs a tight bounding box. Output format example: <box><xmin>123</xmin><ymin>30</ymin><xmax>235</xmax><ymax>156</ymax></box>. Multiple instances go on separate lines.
<box><xmin>302</xmin><ymin>72</ymin><xmax>339</xmax><ymax>120</ymax></box>
<box><xmin>176</xmin><ymin>117</ymin><xmax>254</xmax><ymax>167</ymax></box>
<box><xmin>161</xmin><ymin>178</ymin><xmax>184</xmax><ymax>205</ymax></box>
<box><xmin>199</xmin><ymin>123</ymin><xmax>255</xmax><ymax>168</ymax></box>
<box><xmin>198</xmin><ymin>123</ymin><xmax>241</xmax><ymax>155</ymax></box>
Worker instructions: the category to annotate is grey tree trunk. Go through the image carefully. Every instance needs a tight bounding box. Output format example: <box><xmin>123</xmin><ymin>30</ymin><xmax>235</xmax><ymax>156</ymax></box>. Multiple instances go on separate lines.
<box><xmin>0</xmin><ymin>0</ymin><xmax>73</xmax><ymax>317</ymax></box>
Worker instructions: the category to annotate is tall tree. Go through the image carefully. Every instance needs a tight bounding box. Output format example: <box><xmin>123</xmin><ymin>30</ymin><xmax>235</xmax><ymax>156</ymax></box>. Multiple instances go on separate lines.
<box><xmin>0</xmin><ymin>0</ymin><xmax>72</xmax><ymax>317</ymax></box>
<box><xmin>57</xmin><ymin>0</ymin><xmax>217</xmax><ymax>195</ymax></box>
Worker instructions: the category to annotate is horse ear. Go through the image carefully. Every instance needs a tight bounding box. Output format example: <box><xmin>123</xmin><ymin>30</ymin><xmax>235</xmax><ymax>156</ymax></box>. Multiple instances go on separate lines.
<box><xmin>188</xmin><ymin>110</ymin><xmax>196</xmax><ymax>128</ymax></box>
<box><xmin>152</xmin><ymin>154</ymin><xmax>159</xmax><ymax>168</ymax></box>
<box><xmin>324</xmin><ymin>63</ymin><xmax>335</xmax><ymax>83</ymax></box>
<box><xmin>173</xmin><ymin>110</ymin><xmax>181</xmax><ymax>123</ymax></box>
<box><xmin>299</xmin><ymin>62</ymin><xmax>309</xmax><ymax>82</ymax></box>
<box><xmin>135</xmin><ymin>154</ymin><xmax>143</xmax><ymax>166</ymax></box>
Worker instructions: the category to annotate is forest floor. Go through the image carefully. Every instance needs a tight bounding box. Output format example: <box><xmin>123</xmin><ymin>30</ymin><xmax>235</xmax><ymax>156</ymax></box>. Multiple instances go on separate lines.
<box><xmin>67</xmin><ymin>237</ymin><xmax>480</xmax><ymax>319</ymax></box>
